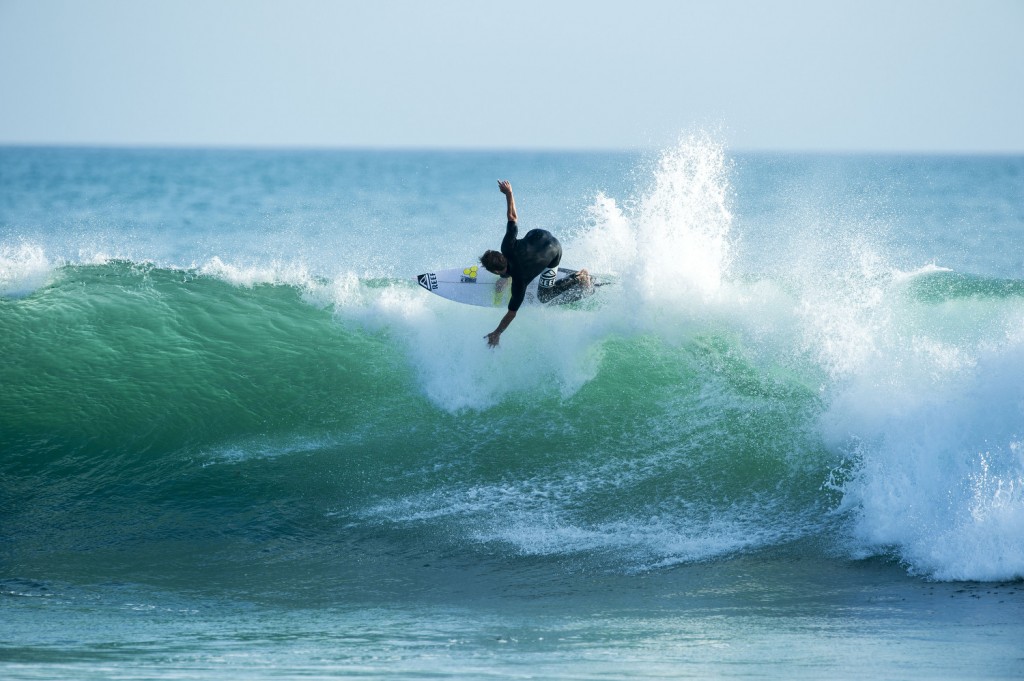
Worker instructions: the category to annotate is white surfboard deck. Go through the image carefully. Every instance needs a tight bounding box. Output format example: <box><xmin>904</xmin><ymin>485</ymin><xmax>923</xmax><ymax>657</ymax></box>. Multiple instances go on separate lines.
<box><xmin>415</xmin><ymin>265</ymin><xmax>591</xmax><ymax>308</ymax></box>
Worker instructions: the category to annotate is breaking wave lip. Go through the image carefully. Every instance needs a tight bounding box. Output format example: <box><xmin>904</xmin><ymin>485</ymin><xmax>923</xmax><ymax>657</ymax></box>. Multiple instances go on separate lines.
<box><xmin>892</xmin><ymin>263</ymin><xmax>954</xmax><ymax>281</ymax></box>
<box><xmin>0</xmin><ymin>241</ymin><xmax>54</xmax><ymax>298</ymax></box>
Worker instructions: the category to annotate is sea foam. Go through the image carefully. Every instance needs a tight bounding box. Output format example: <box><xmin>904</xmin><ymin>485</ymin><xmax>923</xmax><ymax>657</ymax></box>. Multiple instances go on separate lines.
<box><xmin>0</xmin><ymin>241</ymin><xmax>54</xmax><ymax>298</ymax></box>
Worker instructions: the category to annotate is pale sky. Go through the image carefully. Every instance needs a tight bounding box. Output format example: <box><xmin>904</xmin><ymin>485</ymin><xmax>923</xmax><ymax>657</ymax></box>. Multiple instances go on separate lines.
<box><xmin>1</xmin><ymin>0</ymin><xmax>1022</xmax><ymax>152</ymax></box>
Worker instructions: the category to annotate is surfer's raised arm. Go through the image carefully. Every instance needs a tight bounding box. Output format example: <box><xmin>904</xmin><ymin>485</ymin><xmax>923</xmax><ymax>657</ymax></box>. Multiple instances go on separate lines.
<box><xmin>498</xmin><ymin>179</ymin><xmax>517</xmax><ymax>223</ymax></box>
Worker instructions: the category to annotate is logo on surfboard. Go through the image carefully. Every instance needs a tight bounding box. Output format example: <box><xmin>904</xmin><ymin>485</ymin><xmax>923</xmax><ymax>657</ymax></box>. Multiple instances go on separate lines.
<box><xmin>417</xmin><ymin>273</ymin><xmax>438</xmax><ymax>291</ymax></box>
<box><xmin>460</xmin><ymin>266</ymin><xmax>478</xmax><ymax>283</ymax></box>
<box><xmin>538</xmin><ymin>267</ymin><xmax>556</xmax><ymax>289</ymax></box>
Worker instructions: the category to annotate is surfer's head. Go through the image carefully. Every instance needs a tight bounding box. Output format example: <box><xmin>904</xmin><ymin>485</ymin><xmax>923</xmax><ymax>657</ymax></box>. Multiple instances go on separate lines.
<box><xmin>480</xmin><ymin>250</ymin><xmax>508</xmax><ymax>275</ymax></box>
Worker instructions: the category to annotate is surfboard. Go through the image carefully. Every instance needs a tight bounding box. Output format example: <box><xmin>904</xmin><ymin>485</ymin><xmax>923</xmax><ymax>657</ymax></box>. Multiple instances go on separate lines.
<box><xmin>415</xmin><ymin>266</ymin><xmax>594</xmax><ymax>308</ymax></box>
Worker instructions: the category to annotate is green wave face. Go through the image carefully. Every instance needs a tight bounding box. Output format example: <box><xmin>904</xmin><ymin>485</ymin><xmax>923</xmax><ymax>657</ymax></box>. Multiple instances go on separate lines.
<box><xmin>2</xmin><ymin>262</ymin><xmax>406</xmax><ymax>458</ymax></box>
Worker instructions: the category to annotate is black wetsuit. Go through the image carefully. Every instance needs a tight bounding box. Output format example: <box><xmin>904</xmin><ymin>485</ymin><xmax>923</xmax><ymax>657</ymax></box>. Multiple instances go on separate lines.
<box><xmin>500</xmin><ymin>220</ymin><xmax>561</xmax><ymax>312</ymax></box>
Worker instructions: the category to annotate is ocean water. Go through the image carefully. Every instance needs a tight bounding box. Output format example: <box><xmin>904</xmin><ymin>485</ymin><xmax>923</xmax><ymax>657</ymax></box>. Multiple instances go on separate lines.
<box><xmin>2</xmin><ymin>140</ymin><xmax>1023</xmax><ymax>679</ymax></box>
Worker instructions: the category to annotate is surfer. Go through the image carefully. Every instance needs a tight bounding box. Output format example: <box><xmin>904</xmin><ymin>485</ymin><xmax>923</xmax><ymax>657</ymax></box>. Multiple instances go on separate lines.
<box><xmin>480</xmin><ymin>179</ymin><xmax>591</xmax><ymax>347</ymax></box>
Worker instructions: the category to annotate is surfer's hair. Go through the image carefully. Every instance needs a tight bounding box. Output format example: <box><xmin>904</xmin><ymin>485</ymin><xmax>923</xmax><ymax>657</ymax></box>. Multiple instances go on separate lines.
<box><xmin>480</xmin><ymin>250</ymin><xmax>507</xmax><ymax>274</ymax></box>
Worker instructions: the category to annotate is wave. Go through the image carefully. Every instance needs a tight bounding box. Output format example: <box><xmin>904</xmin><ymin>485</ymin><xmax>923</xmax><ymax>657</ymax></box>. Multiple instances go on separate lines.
<box><xmin>3</xmin><ymin>138</ymin><xmax>1023</xmax><ymax>583</ymax></box>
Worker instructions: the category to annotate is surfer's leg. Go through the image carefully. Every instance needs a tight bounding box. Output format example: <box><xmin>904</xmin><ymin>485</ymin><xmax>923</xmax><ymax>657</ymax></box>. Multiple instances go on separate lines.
<box><xmin>536</xmin><ymin>267</ymin><xmax>558</xmax><ymax>302</ymax></box>
<box><xmin>536</xmin><ymin>247</ymin><xmax>564</xmax><ymax>304</ymax></box>
<box><xmin>539</xmin><ymin>269</ymin><xmax>593</xmax><ymax>303</ymax></box>
<box><xmin>536</xmin><ymin>250</ymin><xmax>561</xmax><ymax>297</ymax></box>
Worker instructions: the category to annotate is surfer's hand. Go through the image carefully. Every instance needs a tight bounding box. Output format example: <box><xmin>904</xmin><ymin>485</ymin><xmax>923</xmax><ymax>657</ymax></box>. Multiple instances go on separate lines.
<box><xmin>487</xmin><ymin>309</ymin><xmax>514</xmax><ymax>347</ymax></box>
<box><xmin>495</xmin><ymin>277</ymin><xmax>508</xmax><ymax>291</ymax></box>
<box><xmin>497</xmin><ymin>179</ymin><xmax>512</xmax><ymax>196</ymax></box>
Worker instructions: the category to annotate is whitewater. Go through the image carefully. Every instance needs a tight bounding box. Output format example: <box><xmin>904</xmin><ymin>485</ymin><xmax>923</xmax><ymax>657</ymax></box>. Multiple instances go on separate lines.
<box><xmin>2</xmin><ymin>140</ymin><xmax>1023</xmax><ymax>678</ymax></box>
